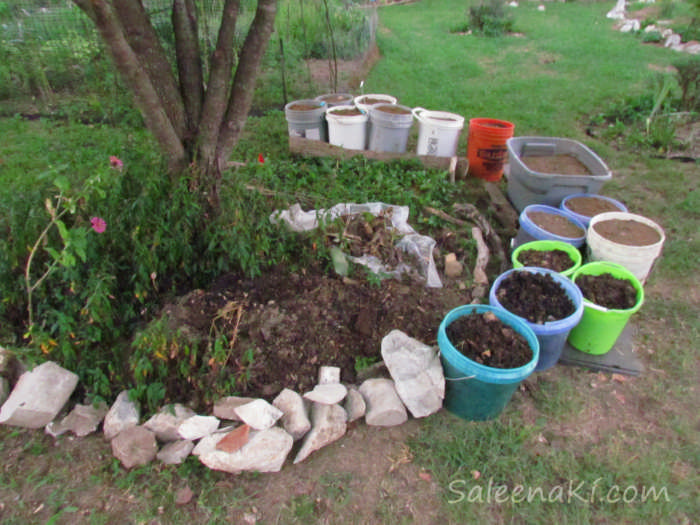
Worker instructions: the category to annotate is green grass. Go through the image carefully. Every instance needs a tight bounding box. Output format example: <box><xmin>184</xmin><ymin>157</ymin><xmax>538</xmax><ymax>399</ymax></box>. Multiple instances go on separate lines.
<box><xmin>0</xmin><ymin>0</ymin><xmax>699</xmax><ymax>523</ymax></box>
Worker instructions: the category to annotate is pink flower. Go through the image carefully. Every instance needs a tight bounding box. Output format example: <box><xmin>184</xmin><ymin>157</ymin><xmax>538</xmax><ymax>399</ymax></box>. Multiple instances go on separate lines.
<box><xmin>258</xmin><ymin>153</ymin><xmax>265</xmax><ymax>164</ymax></box>
<box><xmin>109</xmin><ymin>156</ymin><xmax>123</xmax><ymax>169</ymax></box>
<box><xmin>90</xmin><ymin>216</ymin><xmax>107</xmax><ymax>234</ymax></box>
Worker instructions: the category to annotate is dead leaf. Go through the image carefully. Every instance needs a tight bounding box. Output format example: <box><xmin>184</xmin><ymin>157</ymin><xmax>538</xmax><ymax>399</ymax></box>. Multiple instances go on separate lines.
<box><xmin>419</xmin><ymin>471</ymin><xmax>432</xmax><ymax>482</ymax></box>
<box><xmin>612</xmin><ymin>373</ymin><xmax>627</xmax><ymax>383</ymax></box>
<box><xmin>471</xmin><ymin>470</ymin><xmax>481</xmax><ymax>480</ymax></box>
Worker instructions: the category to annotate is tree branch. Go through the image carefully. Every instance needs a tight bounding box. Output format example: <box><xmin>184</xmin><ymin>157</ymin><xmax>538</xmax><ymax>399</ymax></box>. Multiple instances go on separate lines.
<box><xmin>85</xmin><ymin>0</ymin><xmax>186</xmax><ymax>173</ymax></box>
<box><xmin>115</xmin><ymin>0</ymin><xmax>187</xmax><ymax>140</ymax></box>
<box><xmin>216</xmin><ymin>0</ymin><xmax>277</xmax><ymax>167</ymax></box>
<box><xmin>173</xmin><ymin>0</ymin><xmax>204</xmax><ymax>139</ymax></box>
<box><xmin>198</xmin><ymin>0</ymin><xmax>240</xmax><ymax>166</ymax></box>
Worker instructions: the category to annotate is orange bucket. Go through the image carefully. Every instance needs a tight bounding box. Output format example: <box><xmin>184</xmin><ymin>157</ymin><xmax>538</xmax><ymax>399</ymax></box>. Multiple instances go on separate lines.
<box><xmin>467</xmin><ymin>118</ymin><xmax>515</xmax><ymax>181</ymax></box>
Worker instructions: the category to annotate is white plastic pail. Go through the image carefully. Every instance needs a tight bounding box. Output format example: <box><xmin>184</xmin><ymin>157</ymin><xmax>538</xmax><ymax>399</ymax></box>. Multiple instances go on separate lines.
<box><xmin>325</xmin><ymin>105</ymin><xmax>368</xmax><ymax>150</ymax></box>
<box><xmin>413</xmin><ymin>107</ymin><xmax>464</xmax><ymax>157</ymax></box>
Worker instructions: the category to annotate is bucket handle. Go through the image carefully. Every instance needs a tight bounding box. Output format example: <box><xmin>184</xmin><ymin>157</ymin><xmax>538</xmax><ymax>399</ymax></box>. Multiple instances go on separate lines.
<box><xmin>575</xmin><ymin>261</ymin><xmax>635</xmax><ymax>313</ymax></box>
<box><xmin>445</xmin><ymin>375</ymin><xmax>476</xmax><ymax>382</ymax></box>
<box><xmin>412</xmin><ymin>107</ymin><xmax>427</xmax><ymax>122</ymax></box>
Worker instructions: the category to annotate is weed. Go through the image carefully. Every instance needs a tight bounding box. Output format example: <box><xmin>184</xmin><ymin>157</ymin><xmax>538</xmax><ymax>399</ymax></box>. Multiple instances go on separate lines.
<box><xmin>466</xmin><ymin>0</ymin><xmax>515</xmax><ymax>37</ymax></box>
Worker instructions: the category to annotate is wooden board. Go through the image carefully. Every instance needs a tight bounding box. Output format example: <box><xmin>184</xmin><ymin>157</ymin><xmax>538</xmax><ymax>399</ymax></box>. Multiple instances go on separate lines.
<box><xmin>288</xmin><ymin>136</ymin><xmax>470</xmax><ymax>179</ymax></box>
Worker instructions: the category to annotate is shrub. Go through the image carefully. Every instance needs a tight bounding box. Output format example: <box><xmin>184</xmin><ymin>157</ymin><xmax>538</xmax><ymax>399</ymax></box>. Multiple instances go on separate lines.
<box><xmin>466</xmin><ymin>0</ymin><xmax>514</xmax><ymax>37</ymax></box>
<box><xmin>674</xmin><ymin>56</ymin><xmax>700</xmax><ymax>111</ymax></box>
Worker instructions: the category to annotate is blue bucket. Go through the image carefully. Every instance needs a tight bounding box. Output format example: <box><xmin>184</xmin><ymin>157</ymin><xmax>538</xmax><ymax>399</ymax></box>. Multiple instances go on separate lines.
<box><xmin>438</xmin><ymin>305</ymin><xmax>539</xmax><ymax>421</ymax></box>
<box><xmin>489</xmin><ymin>267</ymin><xmax>583</xmax><ymax>371</ymax></box>
<box><xmin>560</xmin><ymin>193</ymin><xmax>628</xmax><ymax>228</ymax></box>
<box><xmin>512</xmin><ymin>204</ymin><xmax>586</xmax><ymax>249</ymax></box>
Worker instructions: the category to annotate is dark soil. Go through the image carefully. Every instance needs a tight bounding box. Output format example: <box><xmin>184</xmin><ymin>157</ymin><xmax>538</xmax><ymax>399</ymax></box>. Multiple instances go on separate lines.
<box><xmin>495</xmin><ymin>271</ymin><xmax>575</xmax><ymax>324</ymax></box>
<box><xmin>445</xmin><ymin>311</ymin><xmax>533</xmax><ymax>368</ymax></box>
<box><xmin>356</xmin><ymin>96</ymin><xmax>392</xmax><ymax>105</ymax></box>
<box><xmin>516</xmin><ymin>248</ymin><xmax>575</xmax><ymax>273</ymax></box>
<box><xmin>522</xmin><ymin>154</ymin><xmax>592</xmax><ymax>175</ymax></box>
<box><xmin>576</xmin><ymin>273</ymin><xmax>638</xmax><ymax>309</ymax></box>
<box><xmin>528</xmin><ymin>210</ymin><xmax>585</xmax><ymax>238</ymax></box>
<box><xmin>330</xmin><ymin>108</ymin><xmax>364</xmax><ymax>116</ymax></box>
<box><xmin>593</xmin><ymin>218</ymin><xmax>662</xmax><ymax>246</ymax></box>
<box><xmin>564</xmin><ymin>196</ymin><xmax>622</xmax><ymax>217</ymax></box>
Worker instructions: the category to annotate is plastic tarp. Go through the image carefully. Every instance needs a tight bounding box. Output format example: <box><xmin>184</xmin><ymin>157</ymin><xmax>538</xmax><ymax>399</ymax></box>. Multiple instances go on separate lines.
<box><xmin>270</xmin><ymin>202</ymin><xmax>443</xmax><ymax>288</ymax></box>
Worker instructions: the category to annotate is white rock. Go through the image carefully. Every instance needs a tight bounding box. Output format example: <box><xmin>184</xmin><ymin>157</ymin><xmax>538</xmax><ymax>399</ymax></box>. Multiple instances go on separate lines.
<box><xmin>682</xmin><ymin>42</ymin><xmax>700</xmax><ymax>54</ymax></box>
<box><xmin>272</xmin><ymin>388</ymin><xmax>311</xmax><ymax>440</ymax></box>
<box><xmin>157</xmin><ymin>440</ymin><xmax>194</xmax><ymax>465</ymax></box>
<box><xmin>234</xmin><ymin>399</ymin><xmax>283</xmax><ymax>430</ymax></box>
<box><xmin>177</xmin><ymin>415</ymin><xmax>220</xmax><ymax>440</ymax></box>
<box><xmin>303</xmin><ymin>383</ymin><xmax>348</xmax><ymax>405</ymax></box>
<box><xmin>606</xmin><ymin>0</ymin><xmax>626</xmax><ymax>19</ymax></box>
<box><xmin>0</xmin><ymin>361</ymin><xmax>78</xmax><ymax>429</ymax></box>
<box><xmin>212</xmin><ymin>396</ymin><xmax>256</xmax><ymax>421</ymax></box>
<box><xmin>46</xmin><ymin>401</ymin><xmax>108</xmax><ymax>438</ymax></box>
<box><xmin>343</xmin><ymin>387</ymin><xmax>366</xmax><ymax>423</ymax></box>
<box><xmin>318</xmin><ymin>366</ymin><xmax>341</xmax><ymax>385</ymax></box>
<box><xmin>294</xmin><ymin>403</ymin><xmax>347</xmax><ymax>463</ymax></box>
<box><xmin>444</xmin><ymin>253</ymin><xmax>463</xmax><ymax>278</ymax></box>
<box><xmin>381</xmin><ymin>330</ymin><xmax>444</xmax><ymax>418</ymax></box>
<box><xmin>197</xmin><ymin>427</ymin><xmax>293</xmax><ymax>473</ymax></box>
<box><xmin>619</xmin><ymin>19</ymin><xmax>640</xmax><ymax>33</ymax></box>
<box><xmin>144</xmin><ymin>404</ymin><xmax>196</xmax><ymax>442</ymax></box>
<box><xmin>359</xmin><ymin>378</ymin><xmax>408</xmax><ymax>427</ymax></box>
<box><xmin>103</xmin><ymin>391</ymin><xmax>140</xmax><ymax>441</ymax></box>
<box><xmin>665</xmin><ymin>33</ymin><xmax>682</xmax><ymax>48</ymax></box>
<box><xmin>111</xmin><ymin>426</ymin><xmax>158</xmax><ymax>468</ymax></box>
<box><xmin>537</xmin><ymin>4</ymin><xmax>545</xmax><ymax>11</ymax></box>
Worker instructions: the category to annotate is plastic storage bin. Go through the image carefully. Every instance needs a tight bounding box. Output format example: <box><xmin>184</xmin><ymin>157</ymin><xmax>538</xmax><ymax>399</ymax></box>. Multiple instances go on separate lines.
<box><xmin>506</xmin><ymin>137</ymin><xmax>612</xmax><ymax>213</ymax></box>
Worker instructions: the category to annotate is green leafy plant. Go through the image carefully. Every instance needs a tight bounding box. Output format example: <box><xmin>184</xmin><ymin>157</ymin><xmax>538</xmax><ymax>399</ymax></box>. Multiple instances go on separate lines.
<box><xmin>674</xmin><ymin>56</ymin><xmax>700</xmax><ymax>112</ymax></box>
<box><xmin>465</xmin><ymin>0</ymin><xmax>515</xmax><ymax>37</ymax></box>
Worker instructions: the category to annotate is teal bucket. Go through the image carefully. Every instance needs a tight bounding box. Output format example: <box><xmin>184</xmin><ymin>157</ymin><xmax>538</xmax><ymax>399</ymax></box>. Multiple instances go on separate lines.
<box><xmin>438</xmin><ymin>305</ymin><xmax>539</xmax><ymax>421</ymax></box>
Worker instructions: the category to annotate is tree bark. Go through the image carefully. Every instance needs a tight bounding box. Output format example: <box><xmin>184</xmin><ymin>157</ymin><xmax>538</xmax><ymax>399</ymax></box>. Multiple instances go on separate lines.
<box><xmin>216</xmin><ymin>0</ymin><xmax>277</xmax><ymax>166</ymax></box>
<box><xmin>86</xmin><ymin>0</ymin><xmax>187</xmax><ymax>174</ymax></box>
<box><xmin>173</xmin><ymin>0</ymin><xmax>203</xmax><ymax>142</ymax></box>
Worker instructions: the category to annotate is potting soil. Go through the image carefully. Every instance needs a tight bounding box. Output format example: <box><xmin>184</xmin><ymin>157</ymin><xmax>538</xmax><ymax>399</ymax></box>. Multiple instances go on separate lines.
<box><xmin>575</xmin><ymin>273</ymin><xmax>637</xmax><ymax>309</ymax></box>
<box><xmin>517</xmin><ymin>248</ymin><xmax>574</xmax><ymax>273</ymax></box>
<box><xmin>495</xmin><ymin>272</ymin><xmax>575</xmax><ymax>324</ymax></box>
<box><xmin>445</xmin><ymin>311</ymin><xmax>533</xmax><ymax>368</ymax></box>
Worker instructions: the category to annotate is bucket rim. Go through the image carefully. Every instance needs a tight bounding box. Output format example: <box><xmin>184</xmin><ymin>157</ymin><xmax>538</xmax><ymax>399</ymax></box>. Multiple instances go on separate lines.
<box><xmin>325</xmin><ymin>104</ymin><xmax>368</xmax><ymax>121</ymax></box>
<box><xmin>469</xmin><ymin>117</ymin><xmax>514</xmax><ymax>130</ymax></box>
<box><xmin>561</xmin><ymin>193</ymin><xmax>628</xmax><ymax>215</ymax></box>
<box><xmin>438</xmin><ymin>304</ymin><xmax>540</xmax><ymax>383</ymax></box>
<box><xmin>587</xmin><ymin>211</ymin><xmax>665</xmax><ymax>248</ymax></box>
<box><xmin>521</xmin><ymin>204</ymin><xmax>587</xmax><ymax>244</ymax></box>
<box><xmin>511</xmin><ymin>240</ymin><xmax>582</xmax><ymax>275</ymax></box>
<box><xmin>489</xmin><ymin>267</ymin><xmax>585</xmax><ymax>332</ymax></box>
<box><xmin>413</xmin><ymin>107</ymin><xmax>465</xmax><ymax>127</ymax></box>
<box><xmin>353</xmin><ymin>94</ymin><xmax>398</xmax><ymax>107</ymax></box>
<box><xmin>572</xmin><ymin>261</ymin><xmax>645</xmax><ymax>313</ymax></box>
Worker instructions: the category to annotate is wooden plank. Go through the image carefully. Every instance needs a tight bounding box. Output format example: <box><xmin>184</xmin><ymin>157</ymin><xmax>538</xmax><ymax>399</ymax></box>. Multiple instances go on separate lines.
<box><xmin>288</xmin><ymin>136</ymin><xmax>469</xmax><ymax>178</ymax></box>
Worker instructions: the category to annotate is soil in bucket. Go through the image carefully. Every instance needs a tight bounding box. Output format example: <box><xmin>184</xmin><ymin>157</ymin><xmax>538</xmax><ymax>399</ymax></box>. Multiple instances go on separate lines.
<box><xmin>522</xmin><ymin>154</ymin><xmax>592</xmax><ymax>175</ymax></box>
<box><xmin>592</xmin><ymin>218</ymin><xmax>662</xmax><ymax>246</ymax></box>
<box><xmin>494</xmin><ymin>271</ymin><xmax>575</xmax><ymax>324</ymax></box>
<box><xmin>517</xmin><ymin>249</ymin><xmax>574</xmax><ymax>273</ymax></box>
<box><xmin>575</xmin><ymin>273</ymin><xmax>637</xmax><ymax>310</ymax></box>
<box><xmin>445</xmin><ymin>311</ymin><xmax>533</xmax><ymax>368</ymax></box>
<box><xmin>565</xmin><ymin>196</ymin><xmax>623</xmax><ymax>217</ymax></box>
<box><xmin>288</xmin><ymin>102</ymin><xmax>322</xmax><ymax>111</ymax></box>
<box><xmin>527</xmin><ymin>210</ymin><xmax>586</xmax><ymax>239</ymax></box>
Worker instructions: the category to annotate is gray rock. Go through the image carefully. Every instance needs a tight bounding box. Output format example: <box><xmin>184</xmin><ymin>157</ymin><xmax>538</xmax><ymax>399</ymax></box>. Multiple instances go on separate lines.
<box><xmin>212</xmin><ymin>396</ymin><xmax>257</xmax><ymax>421</ymax></box>
<box><xmin>177</xmin><ymin>415</ymin><xmax>220</xmax><ymax>440</ymax></box>
<box><xmin>318</xmin><ymin>366</ymin><xmax>341</xmax><ymax>385</ymax></box>
<box><xmin>197</xmin><ymin>427</ymin><xmax>293</xmax><ymax>473</ymax></box>
<box><xmin>665</xmin><ymin>33</ymin><xmax>682</xmax><ymax>48</ymax></box>
<box><xmin>103</xmin><ymin>391</ymin><xmax>140</xmax><ymax>441</ymax></box>
<box><xmin>144</xmin><ymin>404</ymin><xmax>196</xmax><ymax>442</ymax></box>
<box><xmin>157</xmin><ymin>440</ymin><xmax>194</xmax><ymax>465</ymax></box>
<box><xmin>682</xmin><ymin>42</ymin><xmax>700</xmax><ymax>54</ymax></box>
<box><xmin>343</xmin><ymin>386</ymin><xmax>366</xmax><ymax>423</ymax></box>
<box><xmin>111</xmin><ymin>426</ymin><xmax>158</xmax><ymax>468</ymax></box>
<box><xmin>303</xmin><ymin>383</ymin><xmax>347</xmax><ymax>405</ymax></box>
<box><xmin>381</xmin><ymin>329</ymin><xmax>444</xmax><ymax>418</ymax></box>
<box><xmin>619</xmin><ymin>19</ymin><xmax>640</xmax><ymax>33</ymax></box>
<box><xmin>234</xmin><ymin>399</ymin><xmax>283</xmax><ymax>430</ymax></box>
<box><xmin>272</xmin><ymin>388</ymin><xmax>311</xmax><ymax>440</ymax></box>
<box><xmin>0</xmin><ymin>361</ymin><xmax>78</xmax><ymax>429</ymax></box>
<box><xmin>294</xmin><ymin>403</ymin><xmax>347</xmax><ymax>464</ymax></box>
<box><xmin>46</xmin><ymin>401</ymin><xmax>108</xmax><ymax>438</ymax></box>
<box><xmin>359</xmin><ymin>378</ymin><xmax>408</xmax><ymax>427</ymax></box>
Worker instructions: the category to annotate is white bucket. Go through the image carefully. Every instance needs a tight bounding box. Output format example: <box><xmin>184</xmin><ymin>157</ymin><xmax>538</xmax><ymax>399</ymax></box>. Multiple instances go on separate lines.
<box><xmin>368</xmin><ymin>104</ymin><xmax>414</xmax><ymax>153</ymax></box>
<box><xmin>325</xmin><ymin>105</ymin><xmax>368</xmax><ymax>150</ymax></box>
<box><xmin>587</xmin><ymin>211</ymin><xmax>665</xmax><ymax>284</ymax></box>
<box><xmin>413</xmin><ymin>107</ymin><xmax>465</xmax><ymax>157</ymax></box>
<box><xmin>353</xmin><ymin>94</ymin><xmax>398</xmax><ymax>113</ymax></box>
<box><xmin>284</xmin><ymin>99</ymin><xmax>327</xmax><ymax>141</ymax></box>
<box><xmin>315</xmin><ymin>93</ymin><xmax>354</xmax><ymax>108</ymax></box>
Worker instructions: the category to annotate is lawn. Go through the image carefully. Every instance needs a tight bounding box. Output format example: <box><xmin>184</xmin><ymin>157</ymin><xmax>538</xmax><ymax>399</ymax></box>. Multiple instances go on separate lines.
<box><xmin>0</xmin><ymin>0</ymin><xmax>698</xmax><ymax>523</ymax></box>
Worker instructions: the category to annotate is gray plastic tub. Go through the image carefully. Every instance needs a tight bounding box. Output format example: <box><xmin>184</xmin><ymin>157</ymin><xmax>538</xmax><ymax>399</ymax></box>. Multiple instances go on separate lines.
<box><xmin>506</xmin><ymin>137</ymin><xmax>612</xmax><ymax>213</ymax></box>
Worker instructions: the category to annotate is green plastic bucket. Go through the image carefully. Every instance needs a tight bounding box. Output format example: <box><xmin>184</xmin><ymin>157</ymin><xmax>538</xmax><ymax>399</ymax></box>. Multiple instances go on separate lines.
<box><xmin>511</xmin><ymin>240</ymin><xmax>582</xmax><ymax>277</ymax></box>
<box><xmin>438</xmin><ymin>304</ymin><xmax>539</xmax><ymax>421</ymax></box>
<box><xmin>568</xmin><ymin>262</ymin><xmax>644</xmax><ymax>355</ymax></box>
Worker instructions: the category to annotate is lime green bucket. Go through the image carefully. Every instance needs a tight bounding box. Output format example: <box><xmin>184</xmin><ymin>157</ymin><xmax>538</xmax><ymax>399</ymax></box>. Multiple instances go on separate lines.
<box><xmin>568</xmin><ymin>262</ymin><xmax>644</xmax><ymax>355</ymax></box>
<box><xmin>511</xmin><ymin>240</ymin><xmax>582</xmax><ymax>277</ymax></box>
